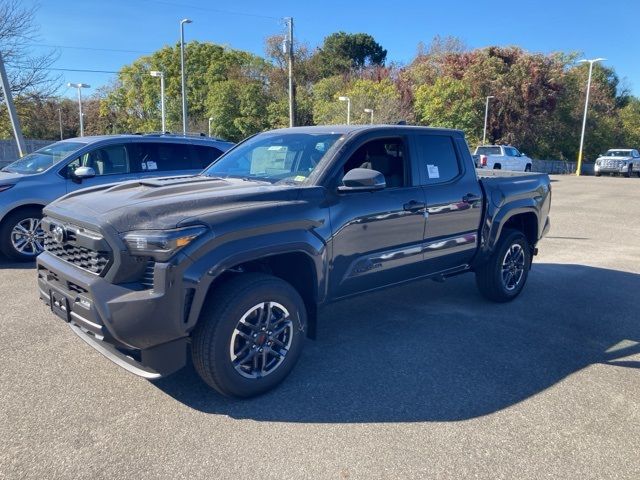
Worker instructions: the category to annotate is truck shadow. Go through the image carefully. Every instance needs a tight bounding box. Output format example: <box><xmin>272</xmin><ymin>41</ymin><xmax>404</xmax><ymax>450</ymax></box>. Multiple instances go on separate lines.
<box><xmin>153</xmin><ymin>263</ymin><xmax>640</xmax><ymax>422</ymax></box>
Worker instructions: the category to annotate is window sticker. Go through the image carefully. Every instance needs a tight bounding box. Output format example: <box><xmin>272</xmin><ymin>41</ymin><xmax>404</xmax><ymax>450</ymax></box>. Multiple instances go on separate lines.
<box><xmin>427</xmin><ymin>164</ymin><xmax>440</xmax><ymax>179</ymax></box>
<box><xmin>146</xmin><ymin>160</ymin><xmax>158</xmax><ymax>170</ymax></box>
<box><xmin>141</xmin><ymin>162</ymin><xmax>147</xmax><ymax>170</ymax></box>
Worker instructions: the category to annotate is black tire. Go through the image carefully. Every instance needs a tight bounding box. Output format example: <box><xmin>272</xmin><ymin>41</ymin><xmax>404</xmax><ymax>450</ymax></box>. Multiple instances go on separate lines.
<box><xmin>595</xmin><ymin>172</ymin><xmax>601</xmax><ymax>177</ymax></box>
<box><xmin>0</xmin><ymin>207</ymin><xmax>44</xmax><ymax>262</ymax></box>
<box><xmin>475</xmin><ymin>228</ymin><xmax>531</xmax><ymax>303</ymax></box>
<box><xmin>493</xmin><ymin>164</ymin><xmax>502</xmax><ymax>170</ymax></box>
<box><xmin>525</xmin><ymin>164</ymin><xmax>532</xmax><ymax>172</ymax></box>
<box><xmin>624</xmin><ymin>166</ymin><xmax>631</xmax><ymax>178</ymax></box>
<box><xmin>192</xmin><ymin>273</ymin><xmax>307</xmax><ymax>398</ymax></box>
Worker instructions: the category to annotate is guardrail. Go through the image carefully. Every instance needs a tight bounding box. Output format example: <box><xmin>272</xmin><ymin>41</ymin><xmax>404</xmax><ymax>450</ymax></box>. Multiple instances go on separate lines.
<box><xmin>0</xmin><ymin>139</ymin><xmax>53</xmax><ymax>167</ymax></box>
<box><xmin>532</xmin><ymin>159</ymin><xmax>595</xmax><ymax>175</ymax></box>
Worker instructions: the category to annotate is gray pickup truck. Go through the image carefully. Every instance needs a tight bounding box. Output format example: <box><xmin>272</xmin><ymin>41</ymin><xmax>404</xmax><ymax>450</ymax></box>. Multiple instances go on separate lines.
<box><xmin>37</xmin><ymin>125</ymin><xmax>551</xmax><ymax>397</ymax></box>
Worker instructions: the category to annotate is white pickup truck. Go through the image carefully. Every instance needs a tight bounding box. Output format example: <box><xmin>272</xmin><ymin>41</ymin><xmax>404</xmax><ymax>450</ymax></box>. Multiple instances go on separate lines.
<box><xmin>473</xmin><ymin>145</ymin><xmax>533</xmax><ymax>172</ymax></box>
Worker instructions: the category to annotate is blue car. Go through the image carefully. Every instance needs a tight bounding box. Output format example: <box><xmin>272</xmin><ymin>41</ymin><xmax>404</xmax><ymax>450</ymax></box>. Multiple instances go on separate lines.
<box><xmin>0</xmin><ymin>133</ymin><xmax>234</xmax><ymax>261</ymax></box>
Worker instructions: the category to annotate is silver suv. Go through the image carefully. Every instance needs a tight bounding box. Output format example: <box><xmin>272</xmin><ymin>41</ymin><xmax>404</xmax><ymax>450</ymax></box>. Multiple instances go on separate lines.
<box><xmin>0</xmin><ymin>134</ymin><xmax>233</xmax><ymax>261</ymax></box>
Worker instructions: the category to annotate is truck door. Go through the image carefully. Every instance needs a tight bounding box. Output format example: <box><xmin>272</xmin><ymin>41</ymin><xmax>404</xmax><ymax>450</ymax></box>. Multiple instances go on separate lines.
<box><xmin>412</xmin><ymin>133</ymin><xmax>483</xmax><ymax>273</ymax></box>
<box><xmin>329</xmin><ymin>135</ymin><xmax>428</xmax><ymax>298</ymax></box>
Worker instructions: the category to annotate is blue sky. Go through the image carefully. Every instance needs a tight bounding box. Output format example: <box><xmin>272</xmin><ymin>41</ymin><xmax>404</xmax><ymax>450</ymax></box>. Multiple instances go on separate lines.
<box><xmin>29</xmin><ymin>0</ymin><xmax>640</xmax><ymax>97</ymax></box>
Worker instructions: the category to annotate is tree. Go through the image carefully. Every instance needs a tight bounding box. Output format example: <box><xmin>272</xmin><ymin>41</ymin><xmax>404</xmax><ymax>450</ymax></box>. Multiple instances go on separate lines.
<box><xmin>312</xmin><ymin>76</ymin><xmax>402</xmax><ymax>125</ymax></box>
<box><xmin>414</xmin><ymin>77</ymin><xmax>482</xmax><ymax>144</ymax></box>
<box><xmin>313</xmin><ymin>32</ymin><xmax>387</xmax><ymax>77</ymax></box>
<box><xmin>620</xmin><ymin>97</ymin><xmax>640</xmax><ymax>148</ymax></box>
<box><xmin>0</xmin><ymin>0</ymin><xmax>58</xmax><ymax>99</ymax></box>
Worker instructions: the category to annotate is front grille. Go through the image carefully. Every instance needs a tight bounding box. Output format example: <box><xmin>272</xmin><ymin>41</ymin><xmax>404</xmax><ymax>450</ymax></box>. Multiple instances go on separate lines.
<box><xmin>43</xmin><ymin>223</ymin><xmax>112</xmax><ymax>276</ymax></box>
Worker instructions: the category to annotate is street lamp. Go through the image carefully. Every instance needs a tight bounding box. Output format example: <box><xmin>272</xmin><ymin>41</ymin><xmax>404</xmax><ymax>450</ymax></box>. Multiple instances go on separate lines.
<box><xmin>208</xmin><ymin>117</ymin><xmax>213</xmax><ymax>137</ymax></box>
<box><xmin>67</xmin><ymin>82</ymin><xmax>90</xmax><ymax>137</ymax></box>
<box><xmin>364</xmin><ymin>108</ymin><xmax>374</xmax><ymax>124</ymax></box>
<box><xmin>180</xmin><ymin>18</ymin><xmax>192</xmax><ymax>135</ymax></box>
<box><xmin>576</xmin><ymin>57</ymin><xmax>606</xmax><ymax>176</ymax></box>
<box><xmin>482</xmin><ymin>95</ymin><xmax>494</xmax><ymax>145</ymax></box>
<box><xmin>149</xmin><ymin>71</ymin><xmax>166</xmax><ymax>133</ymax></box>
<box><xmin>338</xmin><ymin>96</ymin><xmax>351</xmax><ymax>125</ymax></box>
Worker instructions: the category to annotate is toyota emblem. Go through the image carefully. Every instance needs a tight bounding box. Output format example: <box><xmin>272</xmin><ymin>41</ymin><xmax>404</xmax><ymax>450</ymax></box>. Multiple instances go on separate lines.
<box><xmin>52</xmin><ymin>225</ymin><xmax>66</xmax><ymax>244</ymax></box>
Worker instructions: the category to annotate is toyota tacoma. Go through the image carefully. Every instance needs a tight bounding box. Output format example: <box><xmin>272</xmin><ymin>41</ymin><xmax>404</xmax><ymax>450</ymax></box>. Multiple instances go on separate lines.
<box><xmin>37</xmin><ymin>125</ymin><xmax>551</xmax><ymax>397</ymax></box>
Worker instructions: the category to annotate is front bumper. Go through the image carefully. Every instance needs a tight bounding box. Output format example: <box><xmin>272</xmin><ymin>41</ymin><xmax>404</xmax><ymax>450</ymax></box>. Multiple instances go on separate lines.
<box><xmin>595</xmin><ymin>164</ymin><xmax>629</xmax><ymax>174</ymax></box>
<box><xmin>37</xmin><ymin>251</ymin><xmax>189</xmax><ymax>378</ymax></box>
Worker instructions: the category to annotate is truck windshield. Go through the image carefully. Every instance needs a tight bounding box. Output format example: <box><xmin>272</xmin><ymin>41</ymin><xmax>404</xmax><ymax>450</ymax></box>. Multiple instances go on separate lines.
<box><xmin>476</xmin><ymin>146</ymin><xmax>502</xmax><ymax>155</ymax></box>
<box><xmin>606</xmin><ymin>150</ymin><xmax>631</xmax><ymax>157</ymax></box>
<box><xmin>203</xmin><ymin>132</ymin><xmax>343</xmax><ymax>184</ymax></box>
<box><xmin>1</xmin><ymin>141</ymin><xmax>85</xmax><ymax>175</ymax></box>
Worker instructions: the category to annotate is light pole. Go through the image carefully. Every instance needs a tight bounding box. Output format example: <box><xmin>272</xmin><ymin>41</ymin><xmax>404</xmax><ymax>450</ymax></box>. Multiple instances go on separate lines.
<box><xmin>338</xmin><ymin>96</ymin><xmax>351</xmax><ymax>125</ymax></box>
<box><xmin>576</xmin><ymin>57</ymin><xmax>606</xmax><ymax>176</ymax></box>
<box><xmin>283</xmin><ymin>17</ymin><xmax>295</xmax><ymax>127</ymax></box>
<box><xmin>58</xmin><ymin>106</ymin><xmax>63</xmax><ymax>140</ymax></box>
<box><xmin>67</xmin><ymin>82</ymin><xmax>90</xmax><ymax>137</ymax></box>
<box><xmin>150</xmin><ymin>71</ymin><xmax>166</xmax><ymax>132</ymax></box>
<box><xmin>208</xmin><ymin>117</ymin><xmax>213</xmax><ymax>137</ymax></box>
<box><xmin>482</xmin><ymin>95</ymin><xmax>494</xmax><ymax>145</ymax></box>
<box><xmin>364</xmin><ymin>108</ymin><xmax>374</xmax><ymax>124</ymax></box>
<box><xmin>180</xmin><ymin>18</ymin><xmax>192</xmax><ymax>135</ymax></box>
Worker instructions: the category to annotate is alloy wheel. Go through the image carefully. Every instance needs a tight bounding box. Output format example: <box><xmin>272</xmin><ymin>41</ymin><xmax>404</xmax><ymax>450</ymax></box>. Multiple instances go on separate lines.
<box><xmin>229</xmin><ymin>301</ymin><xmax>293</xmax><ymax>379</ymax></box>
<box><xmin>501</xmin><ymin>243</ymin><xmax>525</xmax><ymax>291</ymax></box>
<box><xmin>10</xmin><ymin>217</ymin><xmax>45</xmax><ymax>256</ymax></box>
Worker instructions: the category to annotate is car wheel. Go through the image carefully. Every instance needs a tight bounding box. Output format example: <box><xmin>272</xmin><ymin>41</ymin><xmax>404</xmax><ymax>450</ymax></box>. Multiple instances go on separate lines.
<box><xmin>624</xmin><ymin>166</ymin><xmax>631</xmax><ymax>178</ymax></box>
<box><xmin>525</xmin><ymin>164</ymin><xmax>532</xmax><ymax>172</ymax></box>
<box><xmin>595</xmin><ymin>172</ymin><xmax>601</xmax><ymax>177</ymax></box>
<box><xmin>475</xmin><ymin>228</ymin><xmax>531</xmax><ymax>303</ymax></box>
<box><xmin>0</xmin><ymin>207</ymin><xmax>45</xmax><ymax>261</ymax></box>
<box><xmin>192</xmin><ymin>273</ymin><xmax>307</xmax><ymax>398</ymax></box>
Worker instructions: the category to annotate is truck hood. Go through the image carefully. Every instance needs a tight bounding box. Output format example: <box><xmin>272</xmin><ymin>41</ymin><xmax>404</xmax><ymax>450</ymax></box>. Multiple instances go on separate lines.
<box><xmin>598</xmin><ymin>156</ymin><xmax>632</xmax><ymax>161</ymax></box>
<box><xmin>45</xmin><ymin>175</ymin><xmax>302</xmax><ymax>232</ymax></box>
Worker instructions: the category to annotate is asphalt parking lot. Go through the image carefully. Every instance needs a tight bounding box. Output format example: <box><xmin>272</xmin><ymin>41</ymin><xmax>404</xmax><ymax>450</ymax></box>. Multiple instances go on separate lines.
<box><xmin>1</xmin><ymin>175</ymin><xmax>639</xmax><ymax>479</ymax></box>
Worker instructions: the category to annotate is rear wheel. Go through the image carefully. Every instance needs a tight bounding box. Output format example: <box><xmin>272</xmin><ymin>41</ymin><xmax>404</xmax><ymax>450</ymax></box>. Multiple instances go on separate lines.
<box><xmin>525</xmin><ymin>164</ymin><xmax>532</xmax><ymax>172</ymax></box>
<box><xmin>493</xmin><ymin>164</ymin><xmax>502</xmax><ymax>170</ymax></box>
<box><xmin>192</xmin><ymin>273</ymin><xmax>307</xmax><ymax>398</ymax></box>
<box><xmin>0</xmin><ymin>207</ymin><xmax>45</xmax><ymax>261</ymax></box>
<box><xmin>475</xmin><ymin>229</ymin><xmax>531</xmax><ymax>302</ymax></box>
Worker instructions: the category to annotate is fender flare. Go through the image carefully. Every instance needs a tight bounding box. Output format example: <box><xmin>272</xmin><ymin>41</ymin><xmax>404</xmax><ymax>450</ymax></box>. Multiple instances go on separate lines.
<box><xmin>182</xmin><ymin>229</ymin><xmax>327</xmax><ymax>328</ymax></box>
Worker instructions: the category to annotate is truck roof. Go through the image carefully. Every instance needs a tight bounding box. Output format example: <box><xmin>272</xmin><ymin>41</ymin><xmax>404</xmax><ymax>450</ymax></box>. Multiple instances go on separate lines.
<box><xmin>267</xmin><ymin>125</ymin><xmax>464</xmax><ymax>136</ymax></box>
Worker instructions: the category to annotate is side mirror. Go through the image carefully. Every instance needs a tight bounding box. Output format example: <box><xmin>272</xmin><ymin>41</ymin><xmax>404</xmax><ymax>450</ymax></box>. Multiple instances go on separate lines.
<box><xmin>338</xmin><ymin>168</ymin><xmax>386</xmax><ymax>192</ymax></box>
<box><xmin>73</xmin><ymin>166</ymin><xmax>96</xmax><ymax>180</ymax></box>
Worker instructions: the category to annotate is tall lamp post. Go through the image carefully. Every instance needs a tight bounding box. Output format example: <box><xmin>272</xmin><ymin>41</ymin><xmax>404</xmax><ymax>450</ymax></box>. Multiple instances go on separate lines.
<box><xmin>67</xmin><ymin>82</ymin><xmax>90</xmax><ymax>137</ymax></box>
<box><xmin>180</xmin><ymin>18</ymin><xmax>192</xmax><ymax>135</ymax></box>
<box><xmin>338</xmin><ymin>96</ymin><xmax>351</xmax><ymax>125</ymax></box>
<box><xmin>149</xmin><ymin>71</ymin><xmax>166</xmax><ymax>132</ymax></box>
<box><xmin>482</xmin><ymin>95</ymin><xmax>494</xmax><ymax>145</ymax></box>
<box><xmin>208</xmin><ymin>117</ymin><xmax>213</xmax><ymax>137</ymax></box>
<box><xmin>364</xmin><ymin>108</ymin><xmax>374</xmax><ymax>124</ymax></box>
<box><xmin>576</xmin><ymin>57</ymin><xmax>606</xmax><ymax>176</ymax></box>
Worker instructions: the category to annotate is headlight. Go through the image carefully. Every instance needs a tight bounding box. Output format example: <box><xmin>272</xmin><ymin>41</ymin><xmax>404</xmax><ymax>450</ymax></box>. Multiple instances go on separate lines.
<box><xmin>0</xmin><ymin>184</ymin><xmax>15</xmax><ymax>193</ymax></box>
<box><xmin>122</xmin><ymin>226</ymin><xmax>207</xmax><ymax>261</ymax></box>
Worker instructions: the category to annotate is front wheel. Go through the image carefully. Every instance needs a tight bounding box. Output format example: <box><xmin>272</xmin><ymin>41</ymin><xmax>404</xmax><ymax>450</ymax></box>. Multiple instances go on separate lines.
<box><xmin>0</xmin><ymin>207</ymin><xmax>45</xmax><ymax>261</ymax></box>
<box><xmin>624</xmin><ymin>166</ymin><xmax>632</xmax><ymax>178</ymax></box>
<box><xmin>475</xmin><ymin>229</ymin><xmax>531</xmax><ymax>302</ymax></box>
<box><xmin>192</xmin><ymin>273</ymin><xmax>307</xmax><ymax>398</ymax></box>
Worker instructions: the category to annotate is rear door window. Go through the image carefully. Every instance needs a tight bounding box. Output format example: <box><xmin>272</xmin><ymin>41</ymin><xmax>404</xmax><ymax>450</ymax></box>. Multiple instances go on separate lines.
<box><xmin>414</xmin><ymin>135</ymin><xmax>461</xmax><ymax>185</ymax></box>
<box><xmin>129</xmin><ymin>143</ymin><xmax>194</xmax><ymax>173</ymax></box>
<box><xmin>191</xmin><ymin>145</ymin><xmax>224</xmax><ymax>170</ymax></box>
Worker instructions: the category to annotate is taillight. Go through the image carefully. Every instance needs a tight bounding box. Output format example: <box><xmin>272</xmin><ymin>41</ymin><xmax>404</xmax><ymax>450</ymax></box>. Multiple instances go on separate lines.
<box><xmin>480</xmin><ymin>155</ymin><xmax>487</xmax><ymax>167</ymax></box>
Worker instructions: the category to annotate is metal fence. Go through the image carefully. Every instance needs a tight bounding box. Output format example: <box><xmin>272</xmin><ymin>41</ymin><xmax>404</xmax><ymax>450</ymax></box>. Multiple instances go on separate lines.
<box><xmin>532</xmin><ymin>159</ymin><xmax>595</xmax><ymax>175</ymax></box>
<box><xmin>0</xmin><ymin>139</ymin><xmax>53</xmax><ymax>168</ymax></box>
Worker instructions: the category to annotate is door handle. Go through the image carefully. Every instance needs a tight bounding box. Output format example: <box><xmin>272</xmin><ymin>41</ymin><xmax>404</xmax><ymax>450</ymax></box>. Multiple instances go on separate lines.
<box><xmin>462</xmin><ymin>193</ymin><xmax>482</xmax><ymax>203</ymax></box>
<box><xmin>403</xmin><ymin>200</ymin><xmax>427</xmax><ymax>212</ymax></box>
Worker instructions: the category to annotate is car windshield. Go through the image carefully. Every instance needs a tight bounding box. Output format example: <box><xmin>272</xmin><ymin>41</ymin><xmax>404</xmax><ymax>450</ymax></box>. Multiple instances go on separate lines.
<box><xmin>606</xmin><ymin>150</ymin><xmax>632</xmax><ymax>157</ymax></box>
<box><xmin>1</xmin><ymin>141</ymin><xmax>85</xmax><ymax>175</ymax></box>
<box><xmin>203</xmin><ymin>132</ymin><xmax>344</xmax><ymax>184</ymax></box>
<box><xmin>476</xmin><ymin>146</ymin><xmax>502</xmax><ymax>155</ymax></box>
